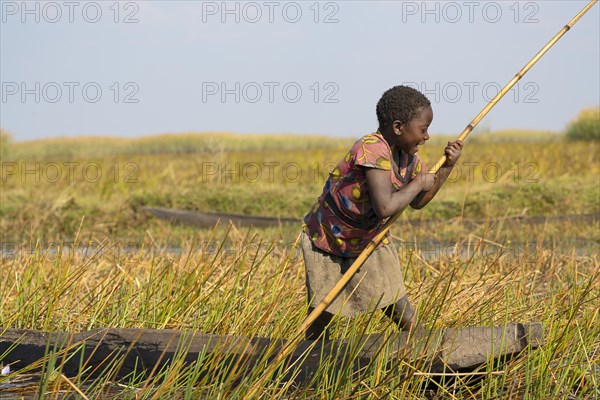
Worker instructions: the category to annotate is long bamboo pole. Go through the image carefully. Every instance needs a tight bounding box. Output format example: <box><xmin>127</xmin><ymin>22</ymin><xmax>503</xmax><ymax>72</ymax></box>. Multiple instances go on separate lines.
<box><xmin>245</xmin><ymin>2</ymin><xmax>597</xmax><ymax>392</ymax></box>
<box><xmin>296</xmin><ymin>0</ymin><xmax>598</xmax><ymax>340</ymax></box>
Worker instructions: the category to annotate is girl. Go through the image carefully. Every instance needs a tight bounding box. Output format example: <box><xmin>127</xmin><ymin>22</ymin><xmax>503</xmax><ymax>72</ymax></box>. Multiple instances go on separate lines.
<box><xmin>301</xmin><ymin>85</ymin><xmax>463</xmax><ymax>340</ymax></box>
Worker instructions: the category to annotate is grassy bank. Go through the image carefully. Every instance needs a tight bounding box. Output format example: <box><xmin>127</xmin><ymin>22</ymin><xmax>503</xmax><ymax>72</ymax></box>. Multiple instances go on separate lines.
<box><xmin>1</xmin><ymin>131</ymin><xmax>598</xmax><ymax>244</ymax></box>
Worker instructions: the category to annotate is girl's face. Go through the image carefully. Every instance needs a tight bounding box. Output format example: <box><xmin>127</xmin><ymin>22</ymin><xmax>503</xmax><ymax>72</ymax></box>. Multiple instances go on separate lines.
<box><xmin>394</xmin><ymin>106</ymin><xmax>433</xmax><ymax>155</ymax></box>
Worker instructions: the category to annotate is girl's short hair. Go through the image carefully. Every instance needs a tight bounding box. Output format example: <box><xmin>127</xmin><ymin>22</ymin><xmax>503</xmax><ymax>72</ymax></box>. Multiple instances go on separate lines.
<box><xmin>376</xmin><ymin>85</ymin><xmax>431</xmax><ymax>129</ymax></box>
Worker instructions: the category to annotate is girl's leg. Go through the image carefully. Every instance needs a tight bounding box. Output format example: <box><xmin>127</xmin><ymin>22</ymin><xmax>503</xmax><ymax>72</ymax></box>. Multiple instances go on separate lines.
<box><xmin>382</xmin><ymin>295</ymin><xmax>416</xmax><ymax>331</ymax></box>
<box><xmin>305</xmin><ymin>306</ymin><xmax>333</xmax><ymax>340</ymax></box>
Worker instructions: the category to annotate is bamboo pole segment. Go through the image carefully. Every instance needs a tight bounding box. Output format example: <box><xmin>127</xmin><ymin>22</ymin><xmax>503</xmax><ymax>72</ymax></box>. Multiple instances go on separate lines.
<box><xmin>296</xmin><ymin>0</ymin><xmax>598</xmax><ymax>342</ymax></box>
<box><xmin>245</xmin><ymin>1</ymin><xmax>597</xmax><ymax>392</ymax></box>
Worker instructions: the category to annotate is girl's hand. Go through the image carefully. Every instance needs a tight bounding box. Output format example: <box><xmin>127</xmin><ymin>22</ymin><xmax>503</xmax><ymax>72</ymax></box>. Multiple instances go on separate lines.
<box><xmin>444</xmin><ymin>140</ymin><xmax>463</xmax><ymax>167</ymax></box>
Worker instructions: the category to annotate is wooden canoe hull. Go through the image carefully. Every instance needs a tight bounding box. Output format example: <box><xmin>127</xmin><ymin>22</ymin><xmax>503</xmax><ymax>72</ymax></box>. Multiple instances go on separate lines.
<box><xmin>0</xmin><ymin>323</ymin><xmax>543</xmax><ymax>383</ymax></box>
<box><xmin>142</xmin><ymin>207</ymin><xmax>299</xmax><ymax>228</ymax></box>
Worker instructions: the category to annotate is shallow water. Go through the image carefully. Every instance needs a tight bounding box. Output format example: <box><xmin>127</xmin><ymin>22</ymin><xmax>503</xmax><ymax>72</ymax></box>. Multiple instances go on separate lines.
<box><xmin>1</xmin><ymin>239</ymin><xmax>597</xmax><ymax>263</ymax></box>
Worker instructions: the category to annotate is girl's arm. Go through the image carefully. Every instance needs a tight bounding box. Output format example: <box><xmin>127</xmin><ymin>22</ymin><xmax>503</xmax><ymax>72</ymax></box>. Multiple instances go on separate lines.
<box><xmin>410</xmin><ymin>140</ymin><xmax>463</xmax><ymax>209</ymax></box>
<box><xmin>366</xmin><ymin>168</ymin><xmax>435</xmax><ymax>219</ymax></box>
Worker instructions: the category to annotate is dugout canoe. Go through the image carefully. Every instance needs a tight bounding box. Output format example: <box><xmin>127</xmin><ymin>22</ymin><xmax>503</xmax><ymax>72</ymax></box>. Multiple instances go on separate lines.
<box><xmin>142</xmin><ymin>207</ymin><xmax>299</xmax><ymax>228</ymax></box>
<box><xmin>141</xmin><ymin>207</ymin><xmax>599</xmax><ymax>229</ymax></box>
<box><xmin>0</xmin><ymin>323</ymin><xmax>542</xmax><ymax>384</ymax></box>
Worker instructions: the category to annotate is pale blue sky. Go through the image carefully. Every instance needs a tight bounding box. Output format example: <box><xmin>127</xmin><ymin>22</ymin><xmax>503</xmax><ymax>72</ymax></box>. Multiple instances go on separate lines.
<box><xmin>1</xmin><ymin>1</ymin><xmax>599</xmax><ymax>141</ymax></box>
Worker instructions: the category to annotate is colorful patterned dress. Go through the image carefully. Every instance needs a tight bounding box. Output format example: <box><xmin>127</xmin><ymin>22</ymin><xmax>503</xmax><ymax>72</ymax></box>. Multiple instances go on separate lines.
<box><xmin>303</xmin><ymin>131</ymin><xmax>427</xmax><ymax>257</ymax></box>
